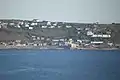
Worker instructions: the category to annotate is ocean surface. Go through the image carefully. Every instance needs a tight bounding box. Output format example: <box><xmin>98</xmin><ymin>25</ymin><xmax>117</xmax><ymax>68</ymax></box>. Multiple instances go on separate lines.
<box><xmin>0</xmin><ymin>50</ymin><xmax>120</xmax><ymax>80</ymax></box>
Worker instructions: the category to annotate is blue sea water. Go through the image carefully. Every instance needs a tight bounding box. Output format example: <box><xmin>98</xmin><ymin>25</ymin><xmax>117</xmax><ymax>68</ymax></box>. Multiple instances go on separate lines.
<box><xmin>0</xmin><ymin>50</ymin><xmax>120</xmax><ymax>80</ymax></box>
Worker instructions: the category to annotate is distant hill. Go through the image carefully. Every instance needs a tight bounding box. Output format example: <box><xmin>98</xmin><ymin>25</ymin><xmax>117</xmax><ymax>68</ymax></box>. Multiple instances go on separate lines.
<box><xmin>0</xmin><ymin>29</ymin><xmax>27</xmax><ymax>41</ymax></box>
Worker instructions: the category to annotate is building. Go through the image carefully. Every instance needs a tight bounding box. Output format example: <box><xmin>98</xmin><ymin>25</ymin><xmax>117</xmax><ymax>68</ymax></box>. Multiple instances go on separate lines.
<box><xmin>91</xmin><ymin>34</ymin><xmax>111</xmax><ymax>38</ymax></box>
<box><xmin>87</xmin><ymin>31</ymin><xmax>94</xmax><ymax>36</ymax></box>
<box><xmin>66</xmin><ymin>26</ymin><xmax>72</xmax><ymax>28</ymax></box>
<box><xmin>42</xmin><ymin>26</ymin><xmax>47</xmax><ymax>28</ymax></box>
<box><xmin>29</xmin><ymin>27</ymin><xmax>33</xmax><ymax>30</ymax></box>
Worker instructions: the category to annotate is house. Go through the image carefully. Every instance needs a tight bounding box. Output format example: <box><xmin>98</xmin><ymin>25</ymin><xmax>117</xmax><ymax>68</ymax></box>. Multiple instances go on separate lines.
<box><xmin>31</xmin><ymin>23</ymin><xmax>37</xmax><ymax>26</ymax></box>
<box><xmin>107</xmin><ymin>43</ymin><xmax>113</xmax><ymax>46</ymax></box>
<box><xmin>49</xmin><ymin>26</ymin><xmax>55</xmax><ymax>28</ymax></box>
<box><xmin>17</xmin><ymin>25</ymin><xmax>21</xmax><ymax>28</ymax></box>
<box><xmin>47</xmin><ymin>21</ymin><xmax>51</xmax><ymax>25</ymax></box>
<box><xmin>29</xmin><ymin>27</ymin><xmax>33</xmax><ymax>30</ymax></box>
<box><xmin>46</xmin><ymin>37</ymin><xmax>51</xmax><ymax>41</ymax></box>
<box><xmin>25</xmin><ymin>24</ymin><xmax>29</xmax><ymax>27</ymax></box>
<box><xmin>37</xmin><ymin>37</ymin><xmax>40</xmax><ymax>40</ymax></box>
<box><xmin>87</xmin><ymin>31</ymin><xmax>94</xmax><ymax>36</ymax></box>
<box><xmin>59</xmin><ymin>39</ymin><xmax>65</xmax><ymax>42</ymax></box>
<box><xmin>78</xmin><ymin>31</ymin><xmax>80</xmax><ymax>34</ymax></box>
<box><xmin>32</xmin><ymin>19</ymin><xmax>41</xmax><ymax>22</ymax></box>
<box><xmin>71</xmin><ymin>43</ymin><xmax>79</xmax><ymax>49</ymax></box>
<box><xmin>15</xmin><ymin>40</ymin><xmax>21</xmax><ymax>43</ymax></box>
<box><xmin>9</xmin><ymin>23</ymin><xmax>15</xmax><ymax>26</ymax></box>
<box><xmin>32</xmin><ymin>36</ymin><xmax>36</xmax><ymax>40</ymax></box>
<box><xmin>52</xmin><ymin>39</ymin><xmax>59</xmax><ymax>42</ymax></box>
<box><xmin>33</xmin><ymin>44</ymin><xmax>37</xmax><ymax>46</ymax></box>
<box><xmin>77</xmin><ymin>40</ymin><xmax>82</xmax><ymax>43</ymax></box>
<box><xmin>85</xmin><ymin>28</ymin><xmax>90</xmax><ymax>31</ymax></box>
<box><xmin>41</xmin><ymin>37</ymin><xmax>45</xmax><ymax>40</ymax></box>
<box><xmin>66</xmin><ymin>26</ymin><xmax>72</xmax><ymax>28</ymax></box>
<box><xmin>76</xmin><ymin>27</ymin><xmax>84</xmax><ymax>31</ymax></box>
<box><xmin>53</xmin><ymin>23</ymin><xmax>57</xmax><ymax>26</ymax></box>
<box><xmin>41</xmin><ymin>26</ymin><xmax>47</xmax><ymax>28</ymax></box>
<box><xmin>92</xmin><ymin>34</ymin><xmax>111</xmax><ymax>38</ymax></box>
<box><xmin>33</xmin><ymin>37</ymin><xmax>36</xmax><ymax>40</ymax></box>
<box><xmin>43</xmin><ymin>43</ymin><xmax>47</xmax><ymax>46</ymax></box>
<box><xmin>58</xmin><ymin>26</ymin><xmax>62</xmax><ymax>28</ymax></box>
<box><xmin>91</xmin><ymin>41</ymin><xmax>103</xmax><ymax>44</ymax></box>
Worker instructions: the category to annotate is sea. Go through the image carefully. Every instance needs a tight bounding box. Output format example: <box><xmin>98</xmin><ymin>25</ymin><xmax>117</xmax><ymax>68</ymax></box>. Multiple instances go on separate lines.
<box><xmin>0</xmin><ymin>50</ymin><xmax>120</xmax><ymax>80</ymax></box>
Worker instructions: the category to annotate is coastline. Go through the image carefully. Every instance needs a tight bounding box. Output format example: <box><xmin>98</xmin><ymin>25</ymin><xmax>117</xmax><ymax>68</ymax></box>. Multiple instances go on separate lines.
<box><xmin>0</xmin><ymin>45</ymin><xmax>119</xmax><ymax>50</ymax></box>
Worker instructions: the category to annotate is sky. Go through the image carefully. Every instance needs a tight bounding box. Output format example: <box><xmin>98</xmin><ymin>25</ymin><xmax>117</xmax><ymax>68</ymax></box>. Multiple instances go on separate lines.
<box><xmin>0</xmin><ymin>0</ymin><xmax>120</xmax><ymax>23</ymax></box>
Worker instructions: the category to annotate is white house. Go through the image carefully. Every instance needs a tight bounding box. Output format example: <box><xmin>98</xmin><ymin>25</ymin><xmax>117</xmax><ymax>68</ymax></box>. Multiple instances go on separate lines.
<box><xmin>91</xmin><ymin>41</ymin><xmax>103</xmax><ymax>44</ymax></box>
<box><xmin>20</xmin><ymin>22</ymin><xmax>24</xmax><ymax>25</ymax></box>
<box><xmin>25</xmin><ymin>24</ymin><xmax>29</xmax><ymax>27</ymax></box>
<box><xmin>29</xmin><ymin>27</ymin><xmax>33</xmax><ymax>30</ymax></box>
<box><xmin>32</xmin><ymin>36</ymin><xmax>36</xmax><ymax>38</ymax></box>
<box><xmin>41</xmin><ymin>37</ymin><xmax>45</xmax><ymax>40</ymax></box>
<box><xmin>92</xmin><ymin>34</ymin><xmax>111</xmax><ymax>38</ymax></box>
<box><xmin>33</xmin><ymin>44</ymin><xmax>37</xmax><ymax>46</ymax></box>
<box><xmin>53</xmin><ymin>23</ymin><xmax>57</xmax><ymax>26</ymax></box>
<box><xmin>76</xmin><ymin>28</ymin><xmax>83</xmax><ymax>30</ymax></box>
<box><xmin>9</xmin><ymin>23</ymin><xmax>15</xmax><ymax>26</ymax></box>
<box><xmin>49</xmin><ymin>26</ymin><xmax>55</xmax><ymax>28</ymax></box>
<box><xmin>77</xmin><ymin>40</ymin><xmax>82</xmax><ymax>43</ymax></box>
<box><xmin>47</xmin><ymin>21</ymin><xmax>51</xmax><ymax>25</ymax></box>
<box><xmin>58</xmin><ymin>26</ymin><xmax>62</xmax><ymax>28</ymax></box>
<box><xmin>66</xmin><ymin>26</ymin><xmax>72</xmax><ymax>28</ymax></box>
<box><xmin>16</xmin><ymin>40</ymin><xmax>21</xmax><ymax>43</ymax></box>
<box><xmin>52</xmin><ymin>39</ymin><xmax>59</xmax><ymax>42</ymax></box>
<box><xmin>85</xmin><ymin>28</ymin><xmax>90</xmax><ymax>30</ymax></box>
<box><xmin>31</xmin><ymin>23</ymin><xmax>37</xmax><ymax>26</ymax></box>
<box><xmin>87</xmin><ymin>31</ymin><xmax>94</xmax><ymax>35</ymax></box>
<box><xmin>42</xmin><ymin>26</ymin><xmax>47</xmax><ymax>28</ymax></box>
<box><xmin>77</xmin><ymin>31</ymin><xmax>80</xmax><ymax>34</ymax></box>
<box><xmin>17</xmin><ymin>25</ymin><xmax>21</xmax><ymax>28</ymax></box>
<box><xmin>59</xmin><ymin>39</ymin><xmax>65</xmax><ymax>41</ymax></box>
<box><xmin>33</xmin><ymin>37</ymin><xmax>36</xmax><ymax>40</ymax></box>
<box><xmin>37</xmin><ymin>37</ymin><xmax>40</xmax><ymax>40</ymax></box>
<box><xmin>102</xmin><ymin>35</ymin><xmax>111</xmax><ymax>38</ymax></box>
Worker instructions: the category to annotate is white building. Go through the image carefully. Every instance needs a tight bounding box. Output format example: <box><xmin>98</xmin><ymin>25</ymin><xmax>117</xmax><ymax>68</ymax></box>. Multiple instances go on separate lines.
<box><xmin>53</xmin><ymin>23</ymin><xmax>57</xmax><ymax>26</ymax></box>
<box><xmin>52</xmin><ymin>39</ymin><xmax>59</xmax><ymax>42</ymax></box>
<box><xmin>31</xmin><ymin>23</ymin><xmax>37</xmax><ymax>26</ymax></box>
<box><xmin>42</xmin><ymin>26</ymin><xmax>47</xmax><ymax>28</ymax></box>
<box><xmin>87</xmin><ymin>31</ymin><xmax>94</xmax><ymax>35</ymax></box>
<box><xmin>85</xmin><ymin>28</ymin><xmax>90</xmax><ymax>30</ymax></box>
<box><xmin>47</xmin><ymin>21</ymin><xmax>51</xmax><ymax>25</ymax></box>
<box><xmin>29</xmin><ymin>27</ymin><xmax>33</xmax><ymax>30</ymax></box>
<box><xmin>78</xmin><ymin>32</ymin><xmax>80</xmax><ymax>34</ymax></box>
<box><xmin>37</xmin><ymin>37</ymin><xmax>40</xmax><ymax>40</ymax></box>
<box><xmin>25</xmin><ymin>24</ymin><xmax>29</xmax><ymax>27</ymax></box>
<box><xmin>91</xmin><ymin>41</ymin><xmax>103</xmax><ymax>44</ymax></box>
<box><xmin>9</xmin><ymin>23</ymin><xmax>15</xmax><ymax>26</ymax></box>
<box><xmin>76</xmin><ymin>28</ymin><xmax>83</xmax><ymax>30</ymax></box>
<box><xmin>92</xmin><ymin>34</ymin><xmax>111</xmax><ymax>38</ymax></box>
<box><xmin>58</xmin><ymin>26</ymin><xmax>62</xmax><ymax>28</ymax></box>
<box><xmin>77</xmin><ymin>40</ymin><xmax>82</xmax><ymax>43</ymax></box>
<box><xmin>33</xmin><ymin>44</ymin><xmax>37</xmax><ymax>46</ymax></box>
<box><xmin>16</xmin><ymin>40</ymin><xmax>21</xmax><ymax>43</ymax></box>
<box><xmin>66</xmin><ymin>26</ymin><xmax>72</xmax><ymax>28</ymax></box>
<box><xmin>41</xmin><ymin>37</ymin><xmax>45</xmax><ymax>40</ymax></box>
<box><xmin>49</xmin><ymin>26</ymin><xmax>55</xmax><ymax>28</ymax></box>
<box><xmin>17</xmin><ymin>25</ymin><xmax>21</xmax><ymax>28</ymax></box>
<box><xmin>60</xmin><ymin>39</ymin><xmax>65</xmax><ymax>41</ymax></box>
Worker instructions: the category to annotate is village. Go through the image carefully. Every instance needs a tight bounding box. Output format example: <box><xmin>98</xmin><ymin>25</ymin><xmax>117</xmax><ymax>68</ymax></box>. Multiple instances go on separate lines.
<box><xmin>0</xmin><ymin>19</ymin><xmax>120</xmax><ymax>49</ymax></box>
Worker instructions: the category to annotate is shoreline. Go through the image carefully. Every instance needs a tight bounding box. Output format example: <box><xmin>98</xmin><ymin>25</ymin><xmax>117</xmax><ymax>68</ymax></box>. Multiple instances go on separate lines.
<box><xmin>0</xmin><ymin>46</ymin><xmax>119</xmax><ymax>50</ymax></box>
